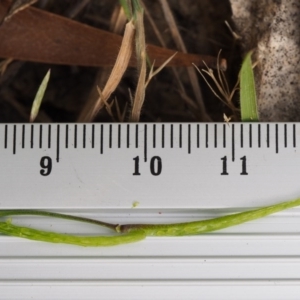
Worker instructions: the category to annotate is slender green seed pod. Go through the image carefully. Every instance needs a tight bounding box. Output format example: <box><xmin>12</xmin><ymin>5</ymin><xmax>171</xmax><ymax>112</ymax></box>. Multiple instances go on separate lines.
<box><xmin>122</xmin><ymin>198</ymin><xmax>300</xmax><ymax>236</ymax></box>
<box><xmin>0</xmin><ymin>221</ymin><xmax>146</xmax><ymax>247</ymax></box>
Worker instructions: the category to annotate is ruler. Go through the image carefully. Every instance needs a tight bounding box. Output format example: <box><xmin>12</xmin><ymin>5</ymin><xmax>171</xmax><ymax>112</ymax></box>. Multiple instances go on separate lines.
<box><xmin>1</xmin><ymin>122</ymin><xmax>299</xmax><ymax>209</ymax></box>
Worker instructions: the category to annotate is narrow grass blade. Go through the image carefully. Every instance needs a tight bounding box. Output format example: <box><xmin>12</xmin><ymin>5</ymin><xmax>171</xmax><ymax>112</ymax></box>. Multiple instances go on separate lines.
<box><xmin>30</xmin><ymin>69</ymin><xmax>51</xmax><ymax>122</ymax></box>
<box><xmin>240</xmin><ymin>51</ymin><xmax>259</xmax><ymax>121</ymax></box>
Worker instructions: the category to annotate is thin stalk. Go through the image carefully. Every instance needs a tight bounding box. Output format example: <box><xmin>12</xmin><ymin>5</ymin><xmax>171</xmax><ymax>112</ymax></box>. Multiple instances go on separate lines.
<box><xmin>0</xmin><ymin>210</ymin><xmax>117</xmax><ymax>231</ymax></box>
<box><xmin>1</xmin><ymin>197</ymin><xmax>300</xmax><ymax>246</ymax></box>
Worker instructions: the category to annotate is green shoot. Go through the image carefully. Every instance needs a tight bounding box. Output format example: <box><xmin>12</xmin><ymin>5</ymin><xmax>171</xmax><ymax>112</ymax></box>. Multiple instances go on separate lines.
<box><xmin>240</xmin><ymin>51</ymin><xmax>259</xmax><ymax>121</ymax></box>
<box><xmin>30</xmin><ymin>69</ymin><xmax>51</xmax><ymax>122</ymax></box>
<box><xmin>1</xmin><ymin>197</ymin><xmax>300</xmax><ymax>247</ymax></box>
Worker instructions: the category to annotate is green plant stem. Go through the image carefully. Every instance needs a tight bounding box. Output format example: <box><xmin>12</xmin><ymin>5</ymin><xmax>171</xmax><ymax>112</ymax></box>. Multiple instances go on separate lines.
<box><xmin>1</xmin><ymin>197</ymin><xmax>300</xmax><ymax>247</ymax></box>
<box><xmin>0</xmin><ymin>210</ymin><xmax>118</xmax><ymax>231</ymax></box>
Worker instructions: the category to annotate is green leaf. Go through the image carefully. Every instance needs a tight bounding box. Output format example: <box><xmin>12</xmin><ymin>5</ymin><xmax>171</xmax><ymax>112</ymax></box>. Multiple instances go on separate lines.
<box><xmin>30</xmin><ymin>69</ymin><xmax>51</xmax><ymax>122</ymax></box>
<box><xmin>240</xmin><ymin>51</ymin><xmax>259</xmax><ymax>122</ymax></box>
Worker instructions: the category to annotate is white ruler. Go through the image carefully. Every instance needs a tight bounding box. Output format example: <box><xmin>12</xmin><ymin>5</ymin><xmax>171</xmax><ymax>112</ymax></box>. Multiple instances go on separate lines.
<box><xmin>1</xmin><ymin>122</ymin><xmax>300</xmax><ymax>300</ymax></box>
<box><xmin>0</xmin><ymin>122</ymin><xmax>299</xmax><ymax>209</ymax></box>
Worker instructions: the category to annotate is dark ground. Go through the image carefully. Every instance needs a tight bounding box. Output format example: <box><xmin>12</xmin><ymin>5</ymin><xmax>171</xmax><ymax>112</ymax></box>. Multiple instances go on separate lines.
<box><xmin>0</xmin><ymin>0</ymin><xmax>241</xmax><ymax>123</ymax></box>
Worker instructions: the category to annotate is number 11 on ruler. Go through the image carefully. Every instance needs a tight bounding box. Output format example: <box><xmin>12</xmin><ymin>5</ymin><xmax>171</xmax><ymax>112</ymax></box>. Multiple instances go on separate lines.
<box><xmin>221</xmin><ymin>156</ymin><xmax>248</xmax><ymax>175</ymax></box>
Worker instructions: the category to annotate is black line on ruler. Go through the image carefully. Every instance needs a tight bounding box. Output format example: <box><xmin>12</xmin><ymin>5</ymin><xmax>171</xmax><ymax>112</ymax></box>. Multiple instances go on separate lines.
<box><xmin>258</xmin><ymin>124</ymin><xmax>261</xmax><ymax>148</ymax></box>
<box><xmin>284</xmin><ymin>124</ymin><xmax>287</xmax><ymax>148</ymax></box>
<box><xmin>118</xmin><ymin>124</ymin><xmax>121</xmax><ymax>148</ymax></box>
<box><xmin>206</xmin><ymin>124</ymin><xmax>208</xmax><ymax>148</ymax></box>
<box><xmin>74</xmin><ymin>125</ymin><xmax>77</xmax><ymax>148</ymax></box>
<box><xmin>267</xmin><ymin>124</ymin><xmax>270</xmax><ymax>148</ymax></box>
<box><xmin>39</xmin><ymin>124</ymin><xmax>43</xmax><ymax>149</ymax></box>
<box><xmin>4</xmin><ymin>125</ymin><xmax>7</xmax><ymax>149</ymax></box>
<box><xmin>153</xmin><ymin>124</ymin><xmax>156</xmax><ymax>148</ymax></box>
<box><xmin>22</xmin><ymin>125</ymin><xmax>25</xmax><ymax>149</ymax></box>
<box><xmin>92</xmin><ymin>124</ymin><xmax>95</xmax><ymax>149</ymax></box>
<box><xmin>127</xmin><ymin>124</ymin><xmax>130</xmax><ymax>148</ymax></box>
<box><xmin>83</xmin><ymin>124</ymin><xmax>86</xmax><ymax>149</ymax></box>
<box><xmin>232</xmin><ymin>124</ymin><xmax>235</xmax><ymax>162</ymax></box>
<box><xmin>135</xmin><ymin>124</ymin><xmax>139</xmax><ymax>148</ymax></box>
<box><xmin>48</xmin><ymin>125</ymin><xmax>51</xmax><ymax>149</ymax></box>
<box><xmin>249</xmin><ymin>124</ymin><xmax>252</xmax><ymax>148</ymax></box>
<box><xmin>223</xmin><ymin>124</ymin><xmax>226</xmax><ymax>148</ymax></box>
<box><xmin>275</xmin><ymin>124</ymin><xmax>279</xmax><ymax>153</ymax></box>
<box><xmin>214</xmin><ymin>124</ymin><xmax>217</xmax><ymax>148</ymax></box>
<box><xmin>162</xmin><ymin>124</ymin><xmax>165</xmax><ymax>148</ymax></box>
<box><xmin>293</xmin><ymin>124</ymin><xmax>296</xmax><ymax>148</ymax></box>
<box><xmin>171</xmin><ymin>124</ymin><xmax>174</xmax><ymax>148</ymax></box>
<box><xmin>197</xmin><ymin>124</ymin><xmax>200</xmax><ymax>148</ymax></box>
<box><xmin>188</xmin><ymin>124</ymin><xmax>191</xmax><ymax>154</ymax></box>
<box><xmin>109</xmin><ymin>125</ymin><xmax>112</xmax><ymax>149</ymax></box>
<box><xmin>30</xmin><ymin>125</ymin><xmax>34</xmax><ymax>149</ymax></box>
<box><xmin>179</xmin><ymin>124</ymin><xmax>182</xmax><ymax>148</ymax></box>
<box><xmin>65</xmin><ymin>125</ymin><xmax>69</xmax><ymax>149</ymax></box>
<box><xmin>13</xmin><ymin>125</ymin><xmax>16</xmax><ymax>155</ymax></box>
<box><xmin>240</xmin><ymin>124</ymin><xmax>243</xmax><ymax>148</ymax></box>
<box><xmin>100</xmin><ymin>124</ymin><xmax>103</xmax><ymax>154</ymax></box>
<box><xmin>56</xmin><ymin>124</ymin><xmax>60</xmax><ymax>162</ymax></box>
<box><xmin>144</xmin><ymin>124</ymin><xmax>148</xmax><ymax>162</ymax></box>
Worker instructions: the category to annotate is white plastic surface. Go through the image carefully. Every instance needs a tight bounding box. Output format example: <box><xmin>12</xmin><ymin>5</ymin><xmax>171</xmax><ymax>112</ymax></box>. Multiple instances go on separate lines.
<box><xmin>1</xmin><ymin>123</ymin><xmax>300</xmax><ymax>299</ymax></box>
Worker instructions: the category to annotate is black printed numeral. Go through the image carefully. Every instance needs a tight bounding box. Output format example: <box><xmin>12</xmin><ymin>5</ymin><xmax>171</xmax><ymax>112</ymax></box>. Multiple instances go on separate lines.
<box><xmin>221</xmin><ymin>156</ymin><xmax>248</xmax><ymax>175</ymax></box>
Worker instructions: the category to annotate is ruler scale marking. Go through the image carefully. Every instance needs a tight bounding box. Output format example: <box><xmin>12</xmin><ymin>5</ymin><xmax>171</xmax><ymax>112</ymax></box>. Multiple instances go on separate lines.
<box><xmin>22</xmin><ymin>125</ymin><xmax>25</xmax><ymax>149</ymax></box>
<box><xmin>153</xmin><ymin>124</ymin><xmax>156</xmax><ymax>149</ymax></box>
<box><xmin>162</xmin><ymin>124</ymin><xmax>165</xmax><ymax>148</ymax></box>
<box><xmin>249</xmin><ymin>124</ymin><xmax>252</xmax><ymax>148</ymax></box>
<box><xmin>13</xmin><ymin>125</ymin><xmax>16</xmax><ymax>155</ymax></box>
<box><xmin>258</xmin><ymin>124</ymin><xmax>261</xmax><ymax>148</ymax></box>
<box><xmin>100</xmin><ymin>124</ymin><xmax>103</xmax><ymax>154</ymax></box>
<box><xmin>92</xmin><ymin>124</ymin><xmax>95</xmax><ymax>149</ymax></box>
<box><xmin>232</xmin><ymin>124</ymin><xmax>235</xmax><ymax>162</ymax></box>
<box><xmin>188</xmin><ymin>124</ymin><xmax>191</xmax><ymax>154</ymax></box>
<box><xmin>223</xmin><ymin>124</ymin><xmax>226</xmax><ymax>148</ymax></box>
<box><xmin>127</xmin><ymin>124</ymin><xmax>130</xmax><ymax>148</ymax></box>
<box><xmin>144</xmin><ymin>124</ymin><xmax>147</xmax><ymax>162</ymax></box>
<box><xmin>197</xmin><ymin>124</ymin><xmax>200</xmax><ymax>148</ymax></box>
<box><xmin>293</xmin><ymin>124</ymin><xmax>296</xmax><ymax>148</ymax></box>
<box><xmin>276</xmin><ymin>124</ymin><xmax>279</xmax><ymax>154</ymax></box>
<box><xmin>56</xmin><ymin>124</ymin><xmax>60</xmax><ymax>162</ymax></box>
<box><xmin>65</xmin><ymin>125</ymin><xmax>69</xmax><ymax>149</ymax></box>
<box><xmin>39</xmin><ymin>125</ymin><xmax>43</xmax><ymax>149</ymax></box>
<box><xmin>206</xmin><ymin>124</ymin><xmax>208</xmax><ymax>148</ymax></box>
<box><xmin>48</xmin><ymin>125</ymin><xmax>51</xmax><ymax>149</ymax></box>
<box><xmin>118</xmin><ymin>124</ymin><xmax>121</xmax><ymax>149</ymax></box>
